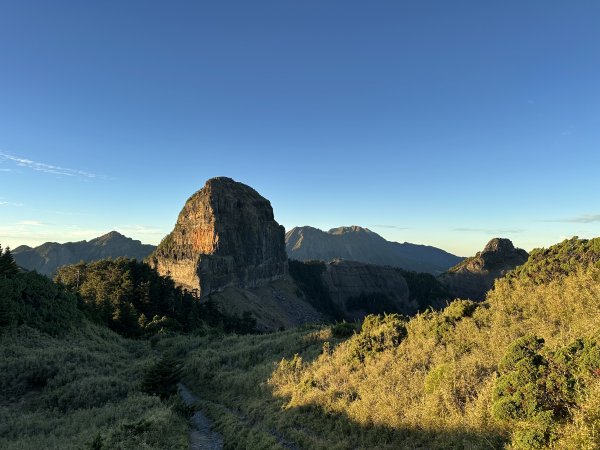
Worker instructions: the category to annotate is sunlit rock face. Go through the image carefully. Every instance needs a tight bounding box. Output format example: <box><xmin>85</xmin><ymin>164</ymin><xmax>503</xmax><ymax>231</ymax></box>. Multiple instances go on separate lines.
<box><xmin>150</xmin><ymin>177</ymin><xmax>287</xmax><ymax>297</ymax></box>
<box><xmin>438</xmin><ymin>238</ymin><xmax>528</xmax><ymax>301</ymax></box>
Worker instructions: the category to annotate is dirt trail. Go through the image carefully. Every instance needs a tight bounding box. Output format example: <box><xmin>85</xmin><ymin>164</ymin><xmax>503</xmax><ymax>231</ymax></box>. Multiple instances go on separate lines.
<box><xmin>177</xmin><ymin>383</ymin><xmax>223</xmax><ymax>450</ymax></box>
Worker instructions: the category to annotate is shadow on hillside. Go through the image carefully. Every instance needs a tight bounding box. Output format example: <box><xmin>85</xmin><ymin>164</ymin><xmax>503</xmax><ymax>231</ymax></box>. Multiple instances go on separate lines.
<box><xmin>263</xmin><ymin>331</ymin><xmax>506</xmax><ymax>449</ymax></box>
<box><xmin>269</xmin><ymin>402</ymin><xmax>506</xmax><ymax>450</ymax></box>
<box><xmin>179</xmin><ymin>326</ymin><xmax>506</xmax><ymax>449</ymax></box>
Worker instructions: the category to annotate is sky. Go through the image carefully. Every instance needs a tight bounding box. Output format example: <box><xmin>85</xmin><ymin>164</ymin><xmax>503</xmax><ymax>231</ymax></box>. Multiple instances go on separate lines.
<box><xmin>0</xmin><ymin>1</ymin><xmax>599</xmax><ymax>256</ymax></box>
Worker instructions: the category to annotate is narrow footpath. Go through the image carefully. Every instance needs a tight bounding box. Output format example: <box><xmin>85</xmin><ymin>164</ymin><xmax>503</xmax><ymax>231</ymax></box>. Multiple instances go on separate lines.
<box><xmin>177</xmin><ymin>383</ymin><xmax>224</xmax><ymax>450</ymax></box>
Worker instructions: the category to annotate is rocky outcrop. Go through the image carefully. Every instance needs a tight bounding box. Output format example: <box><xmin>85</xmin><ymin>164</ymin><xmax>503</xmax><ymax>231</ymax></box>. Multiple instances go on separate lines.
<box><xmin>150</xmin><ymin>177</ymin><xmax>287</xmax><ymax>297</ymax></box>
<box><xmin>286</xmin><ymin>225</ymin><xmax>462</xmax><ymax>274</ymax></box>
<box><xmin>438</xmin><ymin>238</ymin><xmax>528</xmax><ymax>301</ymax></box>
<box><xmin>12</xmin><ymin>231</ymin><xmax>155</xmax><ymax>276</ymax></box>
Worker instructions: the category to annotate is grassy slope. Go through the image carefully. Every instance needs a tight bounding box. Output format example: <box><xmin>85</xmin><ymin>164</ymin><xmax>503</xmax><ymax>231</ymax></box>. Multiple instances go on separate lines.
<box><xmin>172</xmin><ymin>264</ymin><xmax>600</xmax><ymax>449</ymax></box>
<box><xmin>0</xmin><ymin>322</ymin><xmax>189</xmax><ymax>449</ymax></box>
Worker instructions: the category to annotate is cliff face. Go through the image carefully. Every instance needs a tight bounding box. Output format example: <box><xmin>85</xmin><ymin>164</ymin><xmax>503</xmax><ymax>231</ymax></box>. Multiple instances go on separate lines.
<box><xmin>320</xmin><ymin>260</ymin><xmax>414</xmax><ymax>319</ymax></box>
<box><xmin>150</xmin><ymin>177</ymin><xmax>287</xmax><ymax>297</ymax></box>
<box><xmin>286</xmin><ymin>225</ymin><xmax>462</xmax><ymax>274</ymax></box>
<box><xmin>438</xmin><ymin>238</ymin><xmax>528</xmax><ymax>301</ymax></box>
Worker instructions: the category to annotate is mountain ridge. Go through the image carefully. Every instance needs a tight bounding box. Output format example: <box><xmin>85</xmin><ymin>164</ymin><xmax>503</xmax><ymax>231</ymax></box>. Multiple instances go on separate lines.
<box><xmin>286</xmin><ymin>225</ymin><xmax>463</xmax><ymax>274</ymax></box>
<box><xmin>12</xmin><ymin>231</ymin><xmax>156</xmax><ymax>276</ymax></box>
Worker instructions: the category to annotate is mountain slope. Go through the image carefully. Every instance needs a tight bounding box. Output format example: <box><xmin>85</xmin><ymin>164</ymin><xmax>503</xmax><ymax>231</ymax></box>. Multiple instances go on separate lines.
<box><xmin>173</xmin><ymin>236</ymin><xmax>600</xmax><ymax>450</ymax></box>
<box><xmin>12</xmin><ymin>231</ymin><xmax>156</xmax><ymax>276</ymax></box>
<box><xmin>286</xmin><ymin>225</ymin><xmax>462</xmax><ymax>274</ymax></box>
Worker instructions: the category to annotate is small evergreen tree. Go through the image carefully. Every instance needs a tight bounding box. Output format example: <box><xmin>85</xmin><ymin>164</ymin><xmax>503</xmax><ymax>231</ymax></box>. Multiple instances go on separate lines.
<box><xmin>141</xmin><ymin>353</ymin><xmax>182</xmax><ymax>399</ymax></box>
<box><xmin>0</xmin><ymin>245</ymin><xmax>19</xmax><ymax>276</ymax></box>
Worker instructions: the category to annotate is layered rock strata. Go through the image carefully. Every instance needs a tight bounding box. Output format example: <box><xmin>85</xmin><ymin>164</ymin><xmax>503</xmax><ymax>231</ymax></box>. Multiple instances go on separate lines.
<box><xmin>150</xmin><ymin>177</ymin><xmax>287</xmax><ymax>297</ymax></box>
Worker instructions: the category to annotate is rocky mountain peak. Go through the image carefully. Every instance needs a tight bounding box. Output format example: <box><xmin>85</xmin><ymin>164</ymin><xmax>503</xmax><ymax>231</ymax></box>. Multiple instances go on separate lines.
<box><xmin>482</xmin><ymin>237</ymin><xmax>515</xmax><ymax>255</ymax></box>
<box><xmin>150</xmin><ymin>177</ymin><xmax>287</xmax><ymax>297</ymax></box>
<box><xmin>328</xmin><ymin>226</ymin><xmax>373</xmax><ymax>235</ymax></box>
<box><xmin>93</xmin><ymin>231</ymin><xmax>126</xmax><ymax>243</ymax></box>
<box><xmin>439</xmin><ymin>238</ymin><xmax>529</xmax><ymax>301</ymax></box>
<box><xmin>477</xmin><ymin>238</ymin><xmax>528</xmax><ymax>271</ymax></box>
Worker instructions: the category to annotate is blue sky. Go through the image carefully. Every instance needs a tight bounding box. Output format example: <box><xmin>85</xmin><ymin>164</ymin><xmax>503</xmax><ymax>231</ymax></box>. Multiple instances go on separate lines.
<box><xmin>0</xmin><ymin>1</ymin><xmax>599</xmax><ymax>256</ymax></box>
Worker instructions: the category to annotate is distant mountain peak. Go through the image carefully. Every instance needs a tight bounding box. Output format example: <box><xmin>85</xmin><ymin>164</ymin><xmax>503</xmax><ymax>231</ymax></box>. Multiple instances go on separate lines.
<box><xmin>12</xmin><ymin>232</ymin><xmax>156</xmax><ymax>276</ymax></box>
<box><xmin>327</xmin><ymin>225</ymin><xmax>373</xmax><ymax>235</ymax></box>
<box><xmin>95</xmin><ymin>230</ymin><xmax>126</xmax><ymax>240</ymax></box>
<box><xmin>482</xmin><ymin>237</ymin><xmax>515</xmax><ymax>255</ymax></box>
<box><xmin>286</xmin><ymin>225</ymin><xmax>462</xmax><ymax>274</ymax></box>
<box><xmin>439</xmin><ymin>238</ymin><xmax>528</xmax><ymax>301</ymax></box>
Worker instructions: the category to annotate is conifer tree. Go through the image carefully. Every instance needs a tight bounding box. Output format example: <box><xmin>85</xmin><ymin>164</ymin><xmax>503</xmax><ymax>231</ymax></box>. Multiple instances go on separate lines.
<box><xmin>0</xmin><ymin>244</ymin><xmax>19</xmax><ymax>276</ymax></box>
<box><xmin>141</xmin><ymin>353</ymin><xmax>182</xmax><ymax>399</ymax></box>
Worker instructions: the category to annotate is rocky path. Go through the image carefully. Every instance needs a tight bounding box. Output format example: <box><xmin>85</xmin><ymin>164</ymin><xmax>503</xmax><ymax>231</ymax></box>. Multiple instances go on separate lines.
<box><xmin>177</xmin><ymin>383</ymin><xmax>223</xmax><ymax>450</ymax></box>
<box><xmin>177</xmin><ymin>382</ymin><xmax>300</xmax><ymax>450</ymax></box>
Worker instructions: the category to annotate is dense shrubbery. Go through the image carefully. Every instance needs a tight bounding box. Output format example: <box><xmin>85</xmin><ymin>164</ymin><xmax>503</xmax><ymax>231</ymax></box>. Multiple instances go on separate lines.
<box><xmin>508</xmin><ymin>236</ymin><xmax>600</xmax><ymax>283</ymax></box>
<box><xmin>0</xmin><ymin>270</ymin><xmax>82</xmax><ymax>335</ymax></box>
<box><xmin>347</xmin><ymin>313</ymin><xmax>407</xmax><ymax>363</ymax></box>
<box><xmin>492</xmin><ymin>333</ymin><xmax>600</xmax><ymax>449</ymax></box>
<box><xmin>0</xmin><ymin>325</ymin><xmax>188</xmax><ymax>449</ymax></box>
<box><xmin>266</xmin><ymin>265</ymin><xmax>600</xmax><ymax>448</ymax></box>
<box><xmin>55</xmin><ymin>258</ymin><xmax>256</xmax><ymax>336</ymax></box>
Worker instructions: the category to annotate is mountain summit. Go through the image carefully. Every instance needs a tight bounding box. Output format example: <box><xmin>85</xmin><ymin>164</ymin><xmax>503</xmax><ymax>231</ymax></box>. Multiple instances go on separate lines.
<box><xmin>285</xmin><ymin>225</ymin><xmax>462</xmax><ymax>274</ymax></box>
<box><xmin>150</xmin><ymin>177</ymin><xmax>287</xmax><ymax>297</ymax></box>
<box><xmin>438</xmin><ymin>237</ymin><xmax>529</xmax><ymax>300</ymax></box>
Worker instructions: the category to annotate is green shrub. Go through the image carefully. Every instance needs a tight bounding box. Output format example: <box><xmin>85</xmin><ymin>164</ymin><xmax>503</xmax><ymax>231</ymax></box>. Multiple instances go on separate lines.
<box><xmin>331</xmin><ymin>321</ymin><xmax>357</xmax><ymax>338</ymax></box>
<box><xmin>443</xmin><ymin>299</ymin><xmax>478</xmax><ymax>321</ymax></box>
<box><xmin>348</xmin><ymin>314</ymin><xmax>407</xmax><ymax>362</ymax></box>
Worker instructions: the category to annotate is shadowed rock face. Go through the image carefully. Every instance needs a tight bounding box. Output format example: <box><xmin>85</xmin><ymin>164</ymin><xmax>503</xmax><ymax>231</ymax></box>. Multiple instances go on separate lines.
<box><xmin>150</xmin><ymin>177</ymin><xmax>287</xmax><ymax>297</ymax></box>
<box><xmin>438</xmin><ymin>238</ymin><xmax>528</xmax><ymax>301</ymax></box>
<box><xmin>321</xmin><ymin>259</ymin><xmax>414</xmax><ymax>319</ymax></box>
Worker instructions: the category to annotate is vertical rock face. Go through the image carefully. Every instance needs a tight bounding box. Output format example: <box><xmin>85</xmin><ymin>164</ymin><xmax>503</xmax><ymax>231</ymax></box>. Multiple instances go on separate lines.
<box><xmin>320</xmin><ymin>260</ymin><xmax>413</xmax><ymax>319</ymax></box>
<box><xmin>150</xmin><ymin>177</ymin><xmax>287</xmax><ymax>297</ymax></box>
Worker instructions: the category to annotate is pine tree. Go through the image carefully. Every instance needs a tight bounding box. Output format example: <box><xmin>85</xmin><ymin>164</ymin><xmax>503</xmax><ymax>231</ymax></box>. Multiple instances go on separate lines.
<box><xmin>141</xmin><ymin>353</ymin><xmax>182</xmax><ymax>399</ymax></box>
<box><xmin>0</xmin><ymin>245</ymin><xmax>19</xmax><ymax>276</ymax></box>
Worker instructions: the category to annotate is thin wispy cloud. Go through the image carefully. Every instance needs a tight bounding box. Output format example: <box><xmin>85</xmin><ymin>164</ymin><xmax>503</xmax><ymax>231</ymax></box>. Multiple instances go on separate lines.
<box><xmin>16</xmin><ymin>220</ymin><xmax>47</xmax><ymax>226</ymax></box>
<box><xmin>0</xmin><ymin>201</ymin><xmax>24</xmax><ymax>207</ymax></box>
<box><xmin>453</xmin><ymin>227</ymin><xmax>524</xmax><ymax>234</ymax></box>
<box><xmin>0</xmin><ymin>151</ymin><xmax>104</xmax><ymax>180</ymax></box>
<box><xmin>0</xmin><ymin>168</ymin><xmax>11</xmax><ymax>172</ymax></box>
<box><xmin>371</xmin><ymin>224</ymin><xmax>409</xmax><ymax>230</ymax></box>
<box><xmin>541</xmin><ymin>214</ymin><xmax>600</xmax><ymax>224</ymax></box>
